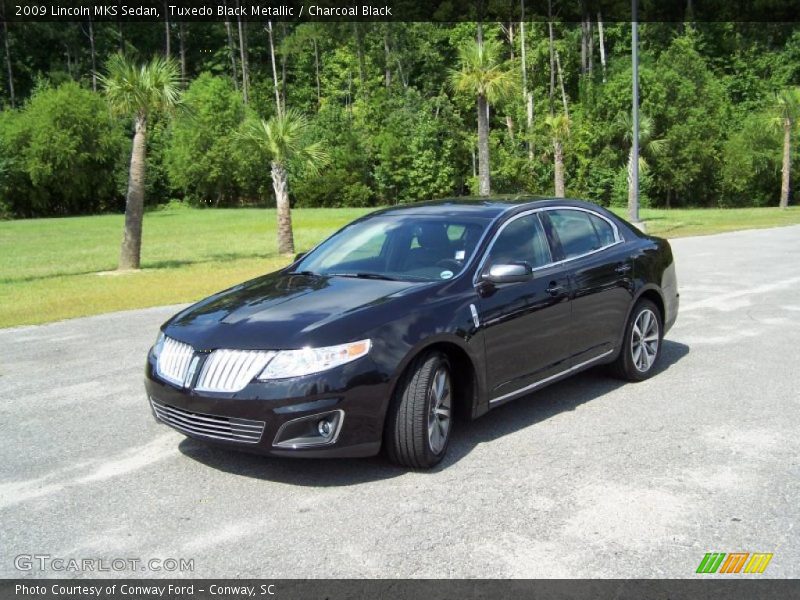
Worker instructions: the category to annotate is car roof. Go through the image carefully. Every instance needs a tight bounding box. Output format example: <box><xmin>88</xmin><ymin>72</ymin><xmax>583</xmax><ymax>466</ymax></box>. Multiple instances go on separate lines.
<box><xmin>370</xmin><ymin>196</ymin><xmax>607</xmax><ymax>220</ymax></box>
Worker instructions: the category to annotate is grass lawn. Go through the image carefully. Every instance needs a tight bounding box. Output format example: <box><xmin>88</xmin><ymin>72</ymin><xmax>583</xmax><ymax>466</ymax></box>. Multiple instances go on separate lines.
<box><xmin>1</xmin><ymin>204</ymin><xmax>799</xmax><ymax>328</ymax></box>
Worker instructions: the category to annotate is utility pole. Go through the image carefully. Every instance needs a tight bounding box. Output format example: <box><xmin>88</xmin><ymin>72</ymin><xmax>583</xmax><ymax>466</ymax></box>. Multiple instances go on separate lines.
<box><xmin>630</xmin><ymin>0</ymin><xmax>642</xmax><ymax>226</ymax></box>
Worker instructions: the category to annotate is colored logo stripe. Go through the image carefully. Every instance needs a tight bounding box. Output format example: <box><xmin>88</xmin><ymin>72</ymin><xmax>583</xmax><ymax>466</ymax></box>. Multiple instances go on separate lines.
<box><xmin>719</xmin><ymin>553</ymin><xmax>749</xmax><ymax>573</ymax></box>
<box><xmin>744</xmin><ymin>553</ymin><xmax>773</xmax><ymax>574</ymax></box>
<box><xmin>697</xmin><ymin>553</ymin><xmax>726</xmax><ymax>573</ymax></box>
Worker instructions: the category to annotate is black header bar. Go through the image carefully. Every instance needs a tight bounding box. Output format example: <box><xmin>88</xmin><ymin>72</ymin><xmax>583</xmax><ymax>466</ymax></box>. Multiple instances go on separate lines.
<box><xmin>3</xmin><ymin>0</ymin><xmax>800</xmax><ymax>23</ymax></box>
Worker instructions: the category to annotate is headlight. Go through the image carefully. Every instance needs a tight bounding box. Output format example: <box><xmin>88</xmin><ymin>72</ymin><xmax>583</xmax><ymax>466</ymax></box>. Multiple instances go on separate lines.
<box><xmin>258</xmin><ymin>339</ymin><xmax>371</xmax><ymax>380</ymax></box>
<box><xmin>152</xmin><ymin>331</ymin><xmax>165</xmax><ymax>359</ymax></box>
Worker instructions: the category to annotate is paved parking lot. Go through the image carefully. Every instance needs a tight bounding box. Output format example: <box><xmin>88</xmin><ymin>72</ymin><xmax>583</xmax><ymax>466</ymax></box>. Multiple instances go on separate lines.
<box><xmin>1</xmin><ymin>225</ymin><xmax>798</xmax><ymax>578</ymax></box>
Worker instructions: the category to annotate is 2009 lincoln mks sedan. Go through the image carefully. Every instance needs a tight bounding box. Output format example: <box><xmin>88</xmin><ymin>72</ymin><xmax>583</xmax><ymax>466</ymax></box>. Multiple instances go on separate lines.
<box><xmin>145</xmin><ymin>197</ymin><xmax>678</xmax><ymax>468</ymax></box>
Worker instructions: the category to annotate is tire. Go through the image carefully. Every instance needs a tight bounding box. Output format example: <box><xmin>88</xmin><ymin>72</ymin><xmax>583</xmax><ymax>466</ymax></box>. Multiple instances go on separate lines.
<box><xmin>385</xmin><ymin>351</ymin><xmax>453</xmax><ymax>469</ymax></box>
<box><xmin>610</xmin><ymin>299</ymin><xmax>663</xmax><ymax>381</ymax></box>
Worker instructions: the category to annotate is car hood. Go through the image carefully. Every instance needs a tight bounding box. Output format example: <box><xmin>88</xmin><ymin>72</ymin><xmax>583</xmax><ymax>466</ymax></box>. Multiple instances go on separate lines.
<box><xmin>164</xmin><ymin>271</ymin><xmax>426</xmax><ymax>350</ymax></box>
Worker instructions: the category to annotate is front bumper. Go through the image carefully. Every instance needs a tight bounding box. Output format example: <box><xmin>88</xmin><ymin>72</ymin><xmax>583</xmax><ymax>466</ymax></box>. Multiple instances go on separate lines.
<box><xmin>144</xmin><ymin>351</ymin><xmax>389</xmax><ymax>458</ymax></box>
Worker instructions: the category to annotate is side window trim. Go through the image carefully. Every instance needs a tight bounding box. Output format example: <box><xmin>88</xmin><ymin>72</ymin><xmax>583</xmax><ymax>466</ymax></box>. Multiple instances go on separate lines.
<box><xmin>473</xmin><ymin>211</ymin><xmax>551</xmax><ymax>282</ymax></box>
<box><xmin>473</xmin><ymin>206</ymin><xmax>624</xmax><ymax>285</ymax></box>
<box><xmin>539</xmin><ymin>206</ymin><xmax>623</xmax><ymax>263</ymax></box>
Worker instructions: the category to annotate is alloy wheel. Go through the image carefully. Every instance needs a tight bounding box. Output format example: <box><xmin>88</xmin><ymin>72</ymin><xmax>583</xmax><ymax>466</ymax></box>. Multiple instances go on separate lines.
<box><xmin>427</xmin><ymin>367</ymin><xmax>452</xmax><ymax>454</ymax></box>
<box><xmin>631</xmin><ymin>308</ymin><xmax>660</xmax><ymax>372</ymax></box>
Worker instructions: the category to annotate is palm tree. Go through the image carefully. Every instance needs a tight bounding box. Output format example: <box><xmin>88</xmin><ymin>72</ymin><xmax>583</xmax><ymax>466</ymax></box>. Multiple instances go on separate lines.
<box><xmin>243</xmin><ymin>109</ymin><xmax>328</xmax><ymax>254</ymax></box>
<box><xmin>618</xmin><ymin>112</ymin><xmax>665</xmax><ymax>213</ymax></box>
<box><xmin>773</xmin><ymin>88</ymin><xmax>800</xmax><ymax>209</ymax></box>
<box><xmin>545</xmin><ymin>113</ymin><xmax>570</xmax><ymax>197</ymax></box>
<box><xmin>450</xmin><ymin>37</ymin><xmax>516</xmax><ymax>196</ymax></box>
<box><xmin>99</xmin><ymin>54</ymin><xmax>181</xmax><ymax>270</ymax></box>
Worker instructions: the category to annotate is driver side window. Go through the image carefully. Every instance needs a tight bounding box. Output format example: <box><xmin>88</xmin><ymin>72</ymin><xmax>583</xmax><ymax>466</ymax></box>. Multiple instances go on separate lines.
<box><xmin>486</xmin><ymin>214</ymin><xmax>552</xmax><ymax>270</ymax></box>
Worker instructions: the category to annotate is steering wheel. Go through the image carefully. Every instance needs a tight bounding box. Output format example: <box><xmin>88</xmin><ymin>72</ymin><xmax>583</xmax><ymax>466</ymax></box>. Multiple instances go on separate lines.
<box><xmin>435</xmin><ymin>259</ymin><xmax>463</xmax><ymax>271</ymax></box>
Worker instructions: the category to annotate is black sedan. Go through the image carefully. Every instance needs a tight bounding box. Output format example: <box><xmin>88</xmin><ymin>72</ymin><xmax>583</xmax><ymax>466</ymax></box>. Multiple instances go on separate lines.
<box><xmin>145</xmin><ymin>198</ymin><xmax>679</xmax><ymax>468</ymax></box>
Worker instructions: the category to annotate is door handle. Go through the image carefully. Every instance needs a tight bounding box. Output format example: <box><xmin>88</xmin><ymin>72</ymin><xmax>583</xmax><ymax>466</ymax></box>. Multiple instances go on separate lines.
<box><xmin>546</xmin><ymin>282</ymin><xmax>566</xmax><ymax>296</ymax></box>
<box><xmin>615</xmin><ymin>263</ymin><xmax>632</xmax><ymax>274</ymax></box>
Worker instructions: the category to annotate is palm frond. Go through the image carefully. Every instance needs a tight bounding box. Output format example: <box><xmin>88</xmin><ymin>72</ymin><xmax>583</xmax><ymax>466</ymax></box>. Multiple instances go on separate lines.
<box><xmin>98</xmin><ymin>53</ymin><xmax>181</xmax><ymax>120</ymax></box>
<box><xmin>240</xmin><ymin>108</ymin><xmax>328</xmax><ymax>173</ymax></box>
<box><xmin>449</xmin><ymin>37</ymin><xmax>517</xmax><ymax>105</ymax></box>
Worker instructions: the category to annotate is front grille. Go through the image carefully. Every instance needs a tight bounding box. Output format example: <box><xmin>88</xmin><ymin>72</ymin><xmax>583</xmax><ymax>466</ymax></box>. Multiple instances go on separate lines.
<box><xmin>156</xmin><ymin>336</ymin><xmax>195</xmax><ymax>387</ymax></box>
<box><xmin>151</xmin><ymin>398</ymin><xmax>265</xmax><ymax>444</ymax></box>
<box><xmin>195</xmin><ymin>349</ymin><xmax>276</xmax><ymax>393</ymax></box>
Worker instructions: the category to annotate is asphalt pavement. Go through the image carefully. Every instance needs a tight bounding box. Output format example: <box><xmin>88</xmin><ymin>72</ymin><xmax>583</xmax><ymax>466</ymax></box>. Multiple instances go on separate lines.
<box><xmin>1</xmin><ymin>225</ymin><xmax>798</xmax><ymax>578</ymax></box>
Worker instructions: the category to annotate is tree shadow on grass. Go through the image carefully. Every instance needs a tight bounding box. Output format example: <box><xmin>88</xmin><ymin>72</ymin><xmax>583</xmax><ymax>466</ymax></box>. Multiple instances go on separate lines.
<box><xmin>178</xmin><ymin>340</ymin><xmax>690</xmax><ymax>487</ymax></box>
<box><xmin>145</xmin><ymin>251</ymin><xmax>279</xmax><ymax>270</ymax></box>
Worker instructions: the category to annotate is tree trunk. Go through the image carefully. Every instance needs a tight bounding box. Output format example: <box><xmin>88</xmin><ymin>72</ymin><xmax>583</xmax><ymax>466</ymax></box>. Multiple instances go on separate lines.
<box><xmin>597</xmin><ymin>12</ymin><xmax>607</xmax><ymax>82</ymax></box>
<box><xmin>223</xmin><ymin>7</ymin><xmax>239</xmax><ymax>91</ymax></box>
<box><xmin>506</xmin><ymin>115</ymin><xmax>515</xmax><ymax>141</ymax></box>
<box><xmin>477</xmin><ymin>93</ymin><xmax>491</xmax><ymax>196</ymax></box>
<box><xmin>119</xmin><ymin>117</ymin><xmax>147</xmax><ymax>270</ymax></box>
<box><xmin>780</xmin><ymin>116</ymin><xmax>792</xmax><ymax>209</ymax></box>
<box><xmin>580</xmin><ymin>15</ymin><xmax>588</xmax><ymax>75</ymax></box>
<box><xmin>520</xmin><ymin>2</ymin><xmax>532</xmax><ymax>160</ymax></box>
<box><xmin>553</xmin><ymin>137</ymin><xmax>565</xmax><ymax>197</ymax></box>
<box><xmin>87</xmin><ymin>15</ymin><xmax>97</xmax><ymax>92</ymax></box>
<box><xmin>2</xmin><ymin>10</ymin><xmax>15</xmax><ymax>107</ymax></box>
<box><xmin>279</xmin><ymin>22</ymin><xmax>287</xmax><ymax>109</ymax></box>
<box><xmin>272</xmin><ymin>161</ymin><xmax>294</xmax><ymax>254</ymax></box>
<box><xmin>64</xmin><ymin>42</ymin><xmax>73</xmax><ymax>79</ymax></box>
<box><xmin>384</xmin><ymin>27</ymin><xmax>391</xmax><ymax>88</ymax></box>
<box><xmin>547</xmin><ymin>0</ymin><xmax>555</xmax><ymax>115</ymax></box>
<box><xmin>471</xmin><ymin>148</ymin><xmax>477</xmax><ymax>178</ymax></box>
<box><xmin>236</xmin><ymin>4</ymin><xmax>249</xmax><ymax>104</ymax></box>
<box><xmin>163</xmin><ymin>2</ymin><xmax>170</xmax><ymax>57</ymax></box>
<box><xmin>395</xmin><ymin>56</ymin><xmax>407</xmax><ymax>88</ymax></box>
<box><xmin>627</xmin><ymin>147</ymin><xmax>636</xmax><ymax>215</ymax></box>
<box><xmin>353</xmin><ymin>23</ymin><xmax>365</xmax><ymax>89</ymax></box>
<box><xmin>526</xmin><ymin>92</ymin><xmax>534</xmax><ymax>159</ymax></box>
<box><xmin>313</xmin><ymin>37</ymin><xmax>321</xmax><ymax>107</ymax></box>
<box><xmin>178</xmin><ymin>21</ymin><xmax>187</xmax><ymax>83</ymax></box>
<box><xmin>267</xmin><ymin>21</ymin><xmax>282</xmax><ymax>116</ymax></box>
<box><xmin>555</xmin><ymin>49</ymin><xmax>569</xmax><ymax>118</ymax></box>
<box><xmin>587</xmin><ymin>18</ymin><xmax>593</xmax><ymax>73</ymax></box>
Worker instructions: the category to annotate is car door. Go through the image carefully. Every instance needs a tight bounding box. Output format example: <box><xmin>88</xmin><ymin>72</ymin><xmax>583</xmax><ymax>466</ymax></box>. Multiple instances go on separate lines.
<box><xmin>476</xmin><ymin>212</ymin><xmax>572</xmax><ymax>404</ymax></box>
<box><xmin>541</xmin><ymin>208</ymin><xmax>633</xmax><ymax>366</ymax></box>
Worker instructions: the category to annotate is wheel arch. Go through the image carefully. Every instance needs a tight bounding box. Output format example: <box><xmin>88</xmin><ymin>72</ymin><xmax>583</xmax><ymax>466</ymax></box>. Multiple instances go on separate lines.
<box><xmin>388</xmin><ymin>337</ymin><xmax>482</xmax><ymax>424</ymax></box>
<box><xmin>612</xmin><ymin>284</ymin><xmax>666</xmax><ymax>356</ymax></box>
<box><xmin>636</xmin><ymin>286</ymin><xmax>666</xmax><ymax>327</ymax></box>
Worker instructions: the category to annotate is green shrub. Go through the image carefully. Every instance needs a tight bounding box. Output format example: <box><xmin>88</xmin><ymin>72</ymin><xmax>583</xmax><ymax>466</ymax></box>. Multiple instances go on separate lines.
<box><xmin>0</xmin><ymin>82</ymin><xmax>126</xmax><ymax>217</ymax></box>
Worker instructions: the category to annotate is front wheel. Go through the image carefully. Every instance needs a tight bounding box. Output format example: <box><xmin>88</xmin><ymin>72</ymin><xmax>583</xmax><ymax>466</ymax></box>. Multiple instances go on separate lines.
<box><xmin>385</xmin><ymin>351</ymin><xmax>453</xmax><ymax>469</ymax></box>
<box><xmin>610</xmin><ymin>299</ymin><xmax>663</xmax><ymax>381</ymax></box>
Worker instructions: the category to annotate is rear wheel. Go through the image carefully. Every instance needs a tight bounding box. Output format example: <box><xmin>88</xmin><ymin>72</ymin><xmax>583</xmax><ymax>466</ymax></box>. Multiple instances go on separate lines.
<box><xmin>610</xmin><ymin>299</ymin><xmax>662</xmax><ymax>381</ymax></box>
<box><xmin>386</xmin><ymin>351</ymin><xmax>452</xmax><ymax>468</ymax></box>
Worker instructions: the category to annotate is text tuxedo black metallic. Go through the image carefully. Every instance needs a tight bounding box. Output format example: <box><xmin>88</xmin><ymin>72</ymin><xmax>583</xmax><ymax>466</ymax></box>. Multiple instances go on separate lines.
<box><xmin>145</xmin><ymin>198</ymin><xmax>679</xmax><ymax>468</ymax></box>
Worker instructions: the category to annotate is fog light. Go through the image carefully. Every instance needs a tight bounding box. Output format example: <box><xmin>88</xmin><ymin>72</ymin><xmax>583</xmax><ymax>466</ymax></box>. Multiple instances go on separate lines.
<box><xmin>272</xmin><ymin>409</ymin><xmax>344</xmax><ymax>449</ymax></box>
<box><xmin>318</xmin><ymin>419</ymin><xmax>333</xmax><ymax>437</ymax></box>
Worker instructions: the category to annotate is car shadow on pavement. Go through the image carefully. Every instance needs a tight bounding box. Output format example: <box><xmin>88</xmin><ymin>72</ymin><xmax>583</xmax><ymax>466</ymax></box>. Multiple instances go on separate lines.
<box><xmin>439</xmin><ymin>339</ymin><xmax>690</xmax><ymax>470</ymax></box>
<box><xmin>177</xmin><ymin>340</ymin><xmax>689</xmax><ymax>484</ymax></box>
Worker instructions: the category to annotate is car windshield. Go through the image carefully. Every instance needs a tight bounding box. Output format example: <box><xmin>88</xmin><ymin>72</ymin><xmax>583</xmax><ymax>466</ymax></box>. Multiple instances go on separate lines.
<box><xmin>294</xmin><ymin>215</ymin><xmax>490</xmax><ymax>282</ymax></box>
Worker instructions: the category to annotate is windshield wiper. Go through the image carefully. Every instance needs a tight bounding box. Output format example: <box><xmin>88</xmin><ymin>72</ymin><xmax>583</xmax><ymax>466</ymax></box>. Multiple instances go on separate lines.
<box><xmin>328</xmin><ymin>272</ymin><xmax>400</xmax><ymax>281</ymax></box>
<box><xmin>289</xmin><ymin>270</ymin><xmax>320</xmax><ymax>276</ymax></box>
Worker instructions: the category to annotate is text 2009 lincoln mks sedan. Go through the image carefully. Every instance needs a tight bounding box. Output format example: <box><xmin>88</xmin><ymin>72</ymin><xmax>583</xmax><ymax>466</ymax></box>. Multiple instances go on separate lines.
<box><xmin>145</xmin><ymin>197</ymin><xmax>678</xmax><ymax>468</ymax></box>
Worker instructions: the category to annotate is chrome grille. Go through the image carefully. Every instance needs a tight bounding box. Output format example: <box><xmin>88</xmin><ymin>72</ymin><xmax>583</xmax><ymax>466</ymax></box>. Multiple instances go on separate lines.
<box><xmin>194</xmin><ymin>349</ymin><xmax>276</xmax><ymax>393</ymax></box>
<box><xmin>150</xmin><ymin>398</ymin><xmax>265</xmax><ymax>443</ymax></box>
<box><xmin>156</xmin><ymin>336</ymin><xmax>195</xmax><ymax>387</ymax></box>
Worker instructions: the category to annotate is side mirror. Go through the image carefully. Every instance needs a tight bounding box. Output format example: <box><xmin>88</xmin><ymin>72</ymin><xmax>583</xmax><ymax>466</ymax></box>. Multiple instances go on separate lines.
<box><xmin>482</xmin><ymin>263</ymin><xmax>533</xmax><ymax>284</ymax></box>
<box><xmin>294</xmin><ymin>252</ymin><xmax>306</xmax><ymax>262</ymax></box>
